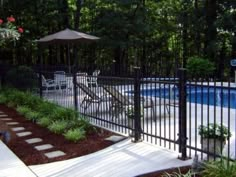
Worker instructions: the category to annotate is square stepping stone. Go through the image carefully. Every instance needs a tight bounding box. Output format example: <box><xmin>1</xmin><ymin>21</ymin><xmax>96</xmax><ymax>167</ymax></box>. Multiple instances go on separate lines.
<box><xmin>11</xmin><ymin>127</ymin><xmax>25</xmax><ymax>132</ymax></box>
<box><xmin>25</xmin><ymin>138</ymin><xmax>42</xmax><ymax>144</ymax></box>
<box><xmin>0</xmin><ymin>118</ymin><xmax>12</xmax><ymax>121</ymax></box>
<box><xmin>0</xmin><ymin>114</ymin><xmax>8</xmax><ymax>118</ymax></box>
<box><xmin>44</xmin><ymin>151</ymin><xmax>66</xmax><ymax>158</ymax></box>
<box><xmin>16</xmin><ymin>131</ymin><xmax>32</xmax><ymax>137</ymax></box>
<box><xmin>105</xmin><ymin>135</ymin><xmax>126</xmax><ymax>143</ymax></box>
<box><xmin>35</xmin><ymin>144</ymin><xmax>53</xmax><ymax>151</ymax></box>
<box><xmin>6</xmin><ymin>122</ymin><xmax>19</xmax><ymax>125</ymax></box>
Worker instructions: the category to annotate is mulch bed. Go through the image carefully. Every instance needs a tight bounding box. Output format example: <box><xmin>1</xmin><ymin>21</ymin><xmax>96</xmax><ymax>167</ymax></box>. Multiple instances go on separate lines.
<box><xmin>0</xmin><ymin>104</ymin><xmax>120</xmax><ymax>165</ymax></box>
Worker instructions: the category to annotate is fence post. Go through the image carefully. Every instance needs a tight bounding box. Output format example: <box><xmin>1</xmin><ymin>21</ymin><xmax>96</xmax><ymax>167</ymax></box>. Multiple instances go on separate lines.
<box><xmin>133</xmin><ymin>66</ymin><xmax>142</xmax><ymax>142</ymax></box>
<box><xmin>178</xmin><ymin>68</ymin><xmax>189</xmax><ymax>160</ymax></box>
<box><xmin>73</xmin><ymin>72</ymin><xmax>78</xmax><ymax>112</ymax></box>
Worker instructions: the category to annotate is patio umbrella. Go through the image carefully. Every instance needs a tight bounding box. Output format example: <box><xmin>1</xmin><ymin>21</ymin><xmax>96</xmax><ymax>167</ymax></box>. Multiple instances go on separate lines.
<box><xmin>38</xmin><ymin>28</ymin><xmax>99</xmax><ymax>44</ymax></box>
<box><xmin>37</xmin><ymin>28</ymin><xmax>100</xmax><ymax>72</ymax></box>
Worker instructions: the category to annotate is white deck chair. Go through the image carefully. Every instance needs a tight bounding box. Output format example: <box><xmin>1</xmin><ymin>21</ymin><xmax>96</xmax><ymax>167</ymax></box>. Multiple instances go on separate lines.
<box><xmin>41</xmin><ymin>74</ymin><xmax>58</xmax><ymax>93</ymax></box>
<box><xmin>54</xmin><ymin>71</ymin><xmax>66</xmax><ymax>90</ymax></box>
<box><xmin>77</xmin><ymin>72</ymin><xmax>88</xmax><ymax>87</ymax></box>
<box><xmin>87</xmin><ymin>70</ymin><xmax>100</xmax><ymax>87</ymax></box>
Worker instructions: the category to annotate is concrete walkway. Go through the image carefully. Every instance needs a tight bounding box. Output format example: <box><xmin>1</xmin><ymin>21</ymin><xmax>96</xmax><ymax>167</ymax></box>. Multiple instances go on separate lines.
<box><xmin>29</xmin><ymin>139</ymin><xmax>193</xmax><ymax>177</ymax></box>
<box><xmin>0</xmin><ymin>140</ymin><xmax>37</xmax><ymax>177</ymax></box>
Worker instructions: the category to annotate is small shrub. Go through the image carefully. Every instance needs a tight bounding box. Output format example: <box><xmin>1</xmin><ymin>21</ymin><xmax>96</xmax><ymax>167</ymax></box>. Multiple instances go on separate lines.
<box><xmin>48</xmin><ymin>120</ymin><xmax>69</xmax><ymax>134</ymax></box>
<box><xmin>37</xmin><ymin>102</ymin><xmax>57</xmax><ymax>116</ymax></box>
<box><xmin>77</xmin><ymin>118</ymin><xmax>95</xmax><ymax>133</ymax></box>
<box><xmin>25</xmin><ymin>111</ymin><xmax>40</xmax><ymax>122</ymax></box>
<box><xmin>186</xmin><ymin>56</ymin><xmax>215</xmax><ymax>79</ymax></box>
<box><xmin>50</xmin><ymin>107</ymin><xmax>78</xmax><ymax>121</ymax></box>
<box><xmin>38</xmin><ymin>117</ymin><xmax>52</xmax><ymax>127</ymax></box>
<box><xmin>64</xmin><ymin>128</ymin><xmax>86</xmax><ymax>142</ymax></box>
<box><xmin>16</xmin><ymin>106</ymin><xmax>31</xmax><ymax>116</ymax></box>
<box><xmin>0</xmin><ymin>94</ymin><xmax>7</xmax><ymax>104</ymax></box>
<box><xmin>7</xmin><ymin>101</ymin><xmax>16</xmax><ymax>108</ymax></box>
<box><xmin>201</xmin><ymin>158</ymin><xmax>236</xmax><ymax>177</ymax></box>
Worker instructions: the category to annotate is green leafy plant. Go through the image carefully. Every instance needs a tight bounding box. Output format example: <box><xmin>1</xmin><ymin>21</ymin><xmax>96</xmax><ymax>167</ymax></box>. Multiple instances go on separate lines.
<box><xmin>198</xmin><ymin>123</ymin><xmax>231</xmax><ymax>142</ymax></box>
<box><xmin>0</xmin><ymin>93</ymin><xmax>7</xmax><ymax>104</ymax></box>
<box><xmin>37</xmin><ymin>117</ymin><xmax>52</xmax><ymax>128</ymax></box>
<box><xmin>16</xmin><ymin>106</ymin><xmax>31</xmax><ymax>116</ymax></box>
<box><xmin>77</xmin><ymin>118</ymin><xmax>95</xmax><ymax>133</ymax></box>
<box><xmin>201</xmin><ymin>158</ymin><xmax>236</xmax><ymax>177</ymax></box>
<box><xmin>125</xmin><ymin>105</ymin><xmax>144</xmax><ymax>119</ymax></box>
<box><xmin>50</xmin><ymin>107</ymin><xmax>78</xmax><ymax>121</ymax></box>
<box><xmin>186</xmin><ymin>56</ymin><xmax>215</xmax><ymax>79</ymax></box>
<box><xmin>36</xmin><ymin>101</ymin><xmax>57</xmax><ymax>116</ymax></box>
<box><xmin>24</xmin><ymin>111</ymin><xmax>40</xmax><ymax>122</ymax></box>
<box><xmin>48</xmin><ymin>120</ymin><xmax>69</xmax><ymax>134</ymax></box>
<box><xmin>64</xmin><ymin>128</ymin><xmax>86</xmax><ymax>142</ymax></box>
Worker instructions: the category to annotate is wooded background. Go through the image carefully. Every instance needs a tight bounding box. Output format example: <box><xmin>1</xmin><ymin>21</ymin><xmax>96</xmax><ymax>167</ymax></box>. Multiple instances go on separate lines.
<box><xmin>0</xmin><ymin>0</ymin><xmax>235</xmax><ymax>78</ymax></box>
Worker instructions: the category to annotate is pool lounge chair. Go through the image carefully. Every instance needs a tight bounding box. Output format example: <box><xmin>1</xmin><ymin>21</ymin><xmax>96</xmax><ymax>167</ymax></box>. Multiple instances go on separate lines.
<box><xmin>103</xmin><ymin>85</ymin><xmax>155</xmax><ymax>119</ymax></box>
<box><xmin>77</xmin><ymin>83</ymin><xmax>110</xmax><ymax>114</ymax></box>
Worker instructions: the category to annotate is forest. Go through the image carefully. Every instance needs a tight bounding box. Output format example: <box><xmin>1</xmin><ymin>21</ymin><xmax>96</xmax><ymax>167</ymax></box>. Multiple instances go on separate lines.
<box><xmin>0</xmin><ymin>0</ymin><xmax>236</xmax><ymax>78</ymax></box>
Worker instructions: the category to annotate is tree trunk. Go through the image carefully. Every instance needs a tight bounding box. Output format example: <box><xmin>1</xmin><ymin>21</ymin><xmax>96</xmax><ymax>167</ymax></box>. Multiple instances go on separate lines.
<box><xmin>75</xmin><ymin>0</ymin><xmax>82</xmax><ymax>30</ymax></box>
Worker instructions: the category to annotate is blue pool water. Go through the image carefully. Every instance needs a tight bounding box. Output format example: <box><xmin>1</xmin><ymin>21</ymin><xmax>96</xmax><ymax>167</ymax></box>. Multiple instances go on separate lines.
<box><xmin>139</xmin><ymin>85</ymin><xmax>236</xmax><ymax>109</ymax></box>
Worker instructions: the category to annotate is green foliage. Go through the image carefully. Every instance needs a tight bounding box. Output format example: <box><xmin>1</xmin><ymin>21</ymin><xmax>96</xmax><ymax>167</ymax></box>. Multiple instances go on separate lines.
<box><xmin>77</xmin><ymin>118</ymin><xmax>95</xmax><ymax>133</ymax></box>
<box><xmin>36</xmin><ymin>101</ymin><xmax>58</xmax><ymax>116</ymax></box>
<box><xmin>64</xmin><ymin>128</ymin><xmax>86</xmax><ymax>142</ymax></box>
<box><xmin>5</xmin><ymin>66</ymin><xmax>37</xmax><ymax>91</ymax></box>
<box><xmin>198</xmin><ymin>123</ymin><xmax>232</xmax><ymax>142</ymax></box>
<box><xmin>24</xmin><ymin>111</ymin><xmax>40</xmax><ymax>122</ymax></box>
<box><xmin>48</xmin><ymin>120</ymin><xmax>69</xmax><ymax>134</ymax></box>
<box><xmin>0</xmin><ymin>88</ymin><xmax>97</xmax><ymax>142</ymax></box>
<box><xmin>0</xmin><ymin>93</ymin><xmax>7</xmax><ymax>104</ymax></box>
<box><xmin>186</xmin><ymin>56</ymin><xmax>215</xmax><ymax>79</ymax></box>
<box><xmin>37</xmin><ymin>117</ymin><xmax>52</xmax><ymax>128</ymax></box>
<box><xmin>16</xmin><ymin>106</ymin><xmax>31</xmax><ymax>116</ymax></box>
<box><xmin>50</xmin><ymin>107</ymin><xmax>78</xmax><ymax>121</ymax></box>
<box><xmin>201</xmin><ymin>158</ymin><xmax>236</xmax><ymax>177</ymax></box>
<box><xmin>162</xmin><ymin>168</ymin><xmax>193</xmax><ymax>177</ymax></box>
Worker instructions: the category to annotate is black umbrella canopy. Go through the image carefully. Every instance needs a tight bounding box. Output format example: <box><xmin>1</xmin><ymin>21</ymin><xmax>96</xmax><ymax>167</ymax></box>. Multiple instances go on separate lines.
<box><xmin>37</xmin><ymin>28</ymin><xmax>100</xmax><ymax>45</ymax></box>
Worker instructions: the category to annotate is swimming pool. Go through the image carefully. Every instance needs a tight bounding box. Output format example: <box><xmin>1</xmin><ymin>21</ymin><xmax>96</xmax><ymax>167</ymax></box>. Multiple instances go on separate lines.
<box><xmin>139</xmin><ymin>85</ymin><xmax>236</xmax><ymax>109</ymax></box>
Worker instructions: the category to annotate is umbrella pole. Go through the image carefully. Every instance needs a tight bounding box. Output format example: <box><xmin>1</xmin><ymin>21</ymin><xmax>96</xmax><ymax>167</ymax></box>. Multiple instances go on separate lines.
<box><xmin>67</xmin><ymin>44</ymin><xmax>71</xmax><ymax>74</ymax></box>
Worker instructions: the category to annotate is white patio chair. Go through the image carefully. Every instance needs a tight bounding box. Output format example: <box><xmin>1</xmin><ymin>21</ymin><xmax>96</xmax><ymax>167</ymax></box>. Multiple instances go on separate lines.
<box><xmin>77</xmin><ymin>72</ymin><xmax>88</xmax><ymax>87</ymax></box>
<box><xmin>41</xmin><ymin>74</ymin><xmax>58</xmax><ymax>93</ymax></box>
<box><xmin>87</xmin><ymin>70</ymin><xmax>100</xmax><ymax>87</ymax></box>
<box><xmin>54</xmin><ymin>71</ymin><xmax>67</xmax><ymax>90</ymax></box>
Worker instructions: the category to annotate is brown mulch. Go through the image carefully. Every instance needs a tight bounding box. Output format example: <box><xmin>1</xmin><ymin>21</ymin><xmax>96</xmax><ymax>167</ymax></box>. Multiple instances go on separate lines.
<box><xmin>0</xmin><ymin>104</ymin><xmax>121</xmax><ymax>166</ymax></box>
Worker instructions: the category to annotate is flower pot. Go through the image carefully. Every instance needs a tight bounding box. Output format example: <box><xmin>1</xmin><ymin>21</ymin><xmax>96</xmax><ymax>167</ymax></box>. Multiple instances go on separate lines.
<box><xmin>202</xmin><ymin>138</ymin><xmax>226</xmax><ymax>155</ymax></box>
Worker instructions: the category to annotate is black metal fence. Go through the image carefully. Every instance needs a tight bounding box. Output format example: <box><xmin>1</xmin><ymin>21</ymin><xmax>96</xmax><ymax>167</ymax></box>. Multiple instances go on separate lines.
<box><xmin>0</xmin><ymin>65</ymin><xmax>235</xmax><ymax>162</ymax></box>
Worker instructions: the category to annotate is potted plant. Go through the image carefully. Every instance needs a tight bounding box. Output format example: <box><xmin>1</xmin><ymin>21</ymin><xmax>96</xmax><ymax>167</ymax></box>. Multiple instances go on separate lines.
<box><xmin>198</xmin><ymin>123</ymin><xmax>232</xmax><ymax>155</ymax></box>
